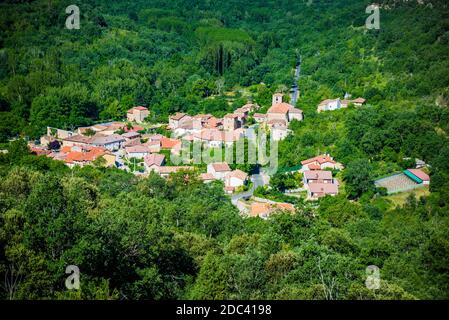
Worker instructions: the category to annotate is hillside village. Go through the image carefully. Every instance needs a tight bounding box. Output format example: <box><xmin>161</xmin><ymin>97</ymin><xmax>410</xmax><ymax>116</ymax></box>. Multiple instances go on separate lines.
<box><xmin>27</xmin><ymin>92</ymin><xmax>430</xmax><ymax>219</ymax></box>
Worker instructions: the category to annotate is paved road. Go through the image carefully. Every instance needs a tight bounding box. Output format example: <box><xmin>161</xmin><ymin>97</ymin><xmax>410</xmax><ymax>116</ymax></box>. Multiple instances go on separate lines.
<box><xmin>290</xmin><ymin>56</ymin><xmax>301</xmax><ymax>106</ymax></box>
<box><xmin>231</xmin><ymin>173</ymin><xmax>266</xmax><ymax>205</ymax></box>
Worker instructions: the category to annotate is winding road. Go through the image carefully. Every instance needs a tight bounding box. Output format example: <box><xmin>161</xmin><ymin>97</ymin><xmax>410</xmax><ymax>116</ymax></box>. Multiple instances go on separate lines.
<box><xmin>231</xmin><ymin>173</ymin><xmax>266</xmax><ymax>205</ymax></box>
<box><xmin>290</xmin><ymin>56</ymin><xmax>301</xmax><ymax>106</ymax></box>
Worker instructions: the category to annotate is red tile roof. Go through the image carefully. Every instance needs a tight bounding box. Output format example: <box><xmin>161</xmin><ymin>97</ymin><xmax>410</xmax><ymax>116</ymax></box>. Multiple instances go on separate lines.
<box><xmin>170</xmin><ymin>112</ymin><xmax>187</xmax><ymax>121</ymax></box>
<box><xmin>127</xmin><ymin>106</ymin><xmax>148</xmax><ymax>113</ymax></box>
<box><xmin>144</xmin><ymin>153</ymin><xmax>165</xmax><ymax>167</ymax></box>
<box><xmin>301</xmin><ymin>154</ymin><xmax>336</xmax><ymax>165</ymax></box>
<box><xmin>267</xmin><ymin>102</ymin><xmax>293</xmax><ymax>114</ymax></box>
<box><xmin>308</xmin><ymin>183</ymin><xmax>339</xmax><ymax>195</ymax></box>
<box><xmin>211</xmin><ymin>162</ymin><xmax>231</xmax><ymax>172</ymax></box>
<box><xmin>161</xmin><ymin>137</ymin><xmax>181</xmax><ymax>149</ymax></box>
<box><xmin>226</xmin><ymin>169</ymin><xmax>248</xmax><ymax>181</ymax></box>
<box><xmin>304</xmin><ymin>170</ymin><xmax>333</xmax><ymax>181</ymax></box>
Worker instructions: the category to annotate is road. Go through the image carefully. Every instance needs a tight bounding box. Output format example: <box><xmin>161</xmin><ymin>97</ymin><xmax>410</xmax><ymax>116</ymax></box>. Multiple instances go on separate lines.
<box><xmin>290</xmin><ymin>56</ymin><xmax>301</xmax><ymax>106</ymax></box>
<box><xmin>231</xmin><ymin>173</ymin><xmax>266</xmax><ymax>205</ymax></box>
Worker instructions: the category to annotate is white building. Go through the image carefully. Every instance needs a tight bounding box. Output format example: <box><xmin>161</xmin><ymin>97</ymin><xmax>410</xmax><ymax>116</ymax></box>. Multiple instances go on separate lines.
<box><xmin>207</xmin><ymin>162</ymin><xmax>232</xmax><ymax>180</ymax></box>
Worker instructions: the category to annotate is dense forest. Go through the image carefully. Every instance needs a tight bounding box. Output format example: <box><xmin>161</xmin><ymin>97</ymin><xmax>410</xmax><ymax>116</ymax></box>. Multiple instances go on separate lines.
<box><xmin>1</xmin><ymin>0</ymin><xmax>449</xmax><ymax>299</ymax></box>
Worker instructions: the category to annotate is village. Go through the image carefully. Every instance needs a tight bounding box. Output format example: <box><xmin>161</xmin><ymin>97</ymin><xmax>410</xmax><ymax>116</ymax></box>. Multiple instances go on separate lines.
<box><xmin>27</xmin><ymin>92</ymin><xmax>430</xmax><ymax>219</ymax></box>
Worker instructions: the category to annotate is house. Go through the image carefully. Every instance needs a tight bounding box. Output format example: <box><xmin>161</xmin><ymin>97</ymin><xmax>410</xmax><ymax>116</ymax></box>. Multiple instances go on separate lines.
<box><xmin>224</xmin><ymin>169</ymin><xmax>248</xmax><ymax>193</ymax></box>
<box><xmin>267</xmin><ymin>94</ymin><xmax>304</xmax><ymax>123</ymax></box>
<box><xmin>303</xmin><ymin>170</ymin><xmax>334</xmax><ymax>185</ymax></box>
<box><xmin>207</xmin><ymin>162</ymin><xmax>232</xmax><ymax>180</ymax></box>
<box><xmin>144</xmin><ymin>153</ymin><xmax>166</xmax><ymax>172</ymax></box>
<box><xmin>200</xmin><ymin>173</ymin><xmax>215</xmax><ymax>183</ymax></box>
<box><xmin>125</xmin><ymin>145</ymin><xmax>150</xmax><ymax>159</ymax></box>
<box><xmin>205</xmin><ymin>116</ymin><xmax>222</xmax><ymax>129</ymax></box>
<box><xmin>267</xmin><ymin>103</ymin><xmax>291</xmax><ymax>123</ymax></box>
<box><xmin>271</xmin><ymin>123</ymin><xmax>290</xmax><ymax>141</ymax></box>
<box><xmin>46</xmin><ymin>127</ymin><xmax>74</xmax><ymax>139</ymax></box>
<box><xmin>62</xmin><ymin>146</ymin><xmax>112</xmax><ymax>168</ymax></box>
<box><xmin>223</xmin><ymin>114</ymin><xmax>240</xmax><ymax>131</ymax></box>
<box><xmin>250</xmin><ymin>202</ymin><xmax>295</xmax><ymax>219</ymax></box>
<box><xmin>29</xmin><ymin>146</ymin><xmax>51</xmax><ymax>156</ymax></box>
<box><xmin>192</xmin><ymin>114</ymin><xmax>212</xmax><ymax>130</ymax></box>
<box><xmin>161</xmin><ymin>137</ymin><xmax>182</xmax><ymax>150</ymax></box>
<box><xmin>62</xmin><ymin>134</ymin><xmax>93</xmax><ymax>148</ymax></box>
<box><xmin>404</xmin><ymin>169</ymin><xmax>430</xmax><ymax>185</ymax></box>
<box><xmin>253</xmin><ymin>113</ymin><xmax>267</xmax><ymax>123</ymax></box>
<box><xmin>121</xmin><ymin>131</ymin><xmax>140</xmax><ymax>141</ymax></box>
<box><xmin>158</xmin><ymin>166</ymin><xmax>193</xmax><ymax>178</ymax></box>
<box><xmin>317</xmin><ymin>99</ymin><xmax>348</xmax><ymax>112</ymax></box>
<box><xmin>90</xmin><ymin>134</ymin><xmax>125</xmax><ymax>151</ymax></box>
<box><xmin>288</xmin><ymin>106</ymin><xmax>304</xmax><ymax>122</ymax></box>
<box><xmin>143</xmin><ymin>134</ymin><xmax>164</xmax><ymax>142</ymax></box>
<box><xmin>317</xmin><ymin>97</ymin><xmax>366</xmax><ymax>112</ymax></box>
<box><xmin>169</xmin><ymin>113</ymin><xmax>191</xmax><ymax>129</ymax></box>
<box><xmin>40</xmin><ymin>135</ymin><xmax>57</xmax><ymax>147</ymax></box>
<box><xmin>301</xmin><ymin>154</ymin><xmax>339</xmax><ymax>170</ymax></box>
<box><xmin>127</xmin><ymin>106</ymin><xmax>149</xmax><ymax>123</ymax></box>
<box><xmin>351</xmin><ymin>97</ymin><xmax>366</xmax><ymax>106</ymax></box>
<box><xmin>307</xmin><ymin>183</ymin><xmax>339</xmax><ymax>199</ymax></box>
<box><xmin>144</xmin><ymin>140</ymin><xmax>161</xmax><ymax>153</ymax></box>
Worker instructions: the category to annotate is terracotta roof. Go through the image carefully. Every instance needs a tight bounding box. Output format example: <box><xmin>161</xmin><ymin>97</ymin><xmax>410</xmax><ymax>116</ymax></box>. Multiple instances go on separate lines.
<box><xmin>267</xmin><ymin>102</ymin><xmax>293</xmax><ymax>114</ymax></box>
<box><xmin>144</xmin><ymin>153</ymin><xmax>165</xmax><ymax>167</ymax></box>
<box><xmin>122</xmin><ymin>131</ymin><xmax>140</xmax><ymax>139</ymax></box>
<box><xmin>127</xmin><ymin>106</ymin><xmax>148</xmax><ymax>113</ymax></box>
<box><xmin>308</xmin><ymin>183</ymin><xmax>339</xmax><ymax>195</ymax></box>
<box><xmin>193</xmin><ymin>114</ymin><xmax>212</xmax><ymax>120</ymax></box>
<box><xmin>250</xmin><ymin>202</ymin><xmax>295</xmax><ymax>218</ymax></box>
<box><xmin>304</xmin><ymin>170</ymin><xmax>333</xmax><ymax>181</ymax></box>
<box><xmin>267</xmin><ymin>119</ymin><xmax>287</xmax><ymax>126</ymax></box>
<box><xmin>301</xmin><ymin>155</ymin><xmax>336</xmax><ymax>165</ymax></box>
<box><xmin>90</xmin><ymin>134</ymin><xmax>125</xmax><ymax>145</ymax></box>
<box><xmin>226</xmin><ymin>169</ymin><xmax>248</xmax><ymax>181</ymax></box>
<box><xmin>224</xmin><ymin>113</ymin><xmax>239</xmax><ymax>119</ymax></box>
<box><xmin>351</xmin><ymin>97</ymin><xmax>366</xmax><ymax>104</ymax></box>
<box><xmin>200</xmin><ymin>173</ymin><xmax>215</xmax><ymax>181</ymax></box>
<box><xmin>64</xmin><ymin>147</ymin><xmax>107</xmax><ymax>163</ymax></box>
<box><xmin>125</xmin><ymin>145</ymin><xmax>149</xmax><ymax>154</ymax></box>
<box><xmin>123</xmin><ymin>125</ymin><xmax>144</xmax><ymax>133</ymax></box>
<box><xmin>30</xmin><ymin>147</ymin><xmax>51</xmax><ymax>156</ymax></box>
<box><xmin>254</xmin><ymin>113</ymin><xmax>267</xmax><ymax>118</ymax></box>
<box><xmin>288</xmin><ymin>107</ymin><xmax>303</xmax><ymax>114</ymax></box>
<box><xmin>144</xmin><ymin>134</ymin><xmax>164</xmax><ymax>141</ymax></box>
<box><xmin>211</xmin><ymin>162</ymin><xmax>231</xmax><ymax>172</ymax></box>
<box><xmin>170</xmin><ymin>112</ymin><xmax>187</xmax><ymax>121</ymax></box>
<box><xmin>158</xmin><ymin>166</ymin><xmax>193</xmax><ymax>174</ymax></box>
<box><xmin>161</xmin><ymin>137</ymin><xmax>181</xmax><ymax>149</ymax></box>
<box><xmin>61</xmin><ymin>146</ymin><xmax>72</xmax><ymax>153</ymax></box>
<box><xmin>406</xmin><ymin>169</ymin><xmax>430</xmax><ymax>181</ymax></box>
<box><xmin>308</xmin><ymin>164</ymin><xmax>321</xmax><ymax>170</ymax></box>
<box><xmin>63</xmin><ymin>135</ymin><xmax>92</xmax><ymax>144</ymax></box>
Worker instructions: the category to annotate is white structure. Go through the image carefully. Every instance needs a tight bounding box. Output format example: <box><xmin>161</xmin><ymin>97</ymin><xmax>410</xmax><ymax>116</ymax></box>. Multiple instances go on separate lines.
<box><xmin>125</xmin><ymin>145</ymin><xmax>150</xmax><ymax>159</ymax></box>
<box><xmin>207</xmin><ymin>162</ymin><xmax>232</xmax><ymax>180</ymax></box>
<box><xmin>127</xmin><ymin>106</ymin><xmax>149</xmax><ymax>123</ymax></box>
<box><xmin>90</xmin><ymin>134</ymin><xmax>125</xmax><ymax>151</ymax></box>
<box><xmin>225</xmin><ymin>169</ymin><xmax>248</xmax><ymax>190</ymax></box>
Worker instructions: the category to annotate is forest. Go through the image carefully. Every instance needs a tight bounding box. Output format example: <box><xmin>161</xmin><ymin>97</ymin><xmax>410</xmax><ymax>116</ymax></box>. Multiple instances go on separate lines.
<box><xmin>1</xmin><ymin>0</ymin><xmax>449</xmax><ymax>299</ymax></box>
